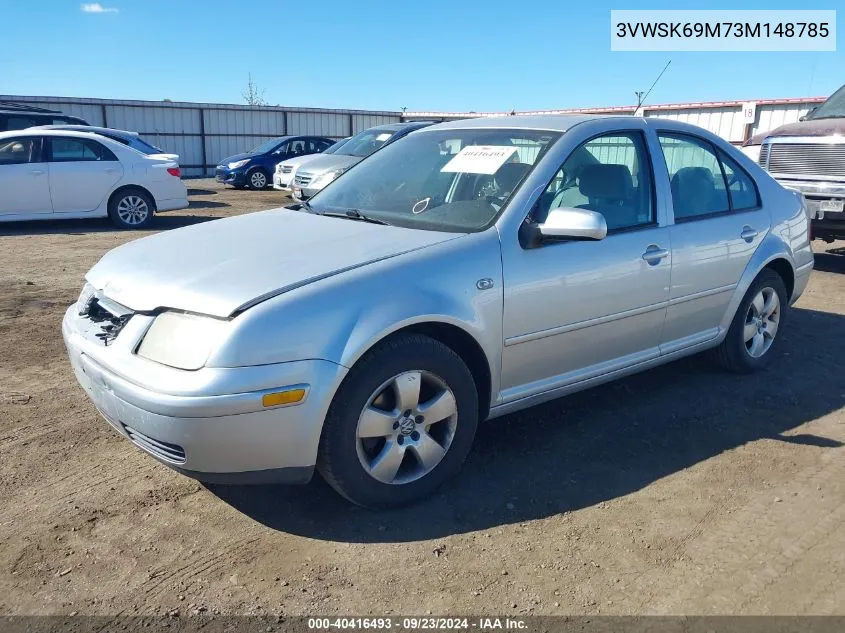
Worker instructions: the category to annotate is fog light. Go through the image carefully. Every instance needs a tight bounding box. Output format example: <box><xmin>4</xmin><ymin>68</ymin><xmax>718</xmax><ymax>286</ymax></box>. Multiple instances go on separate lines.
<box><xmin>262</xmin><ymin>388</ymin><xmax>307</xmax><ymax>408</ymax></box>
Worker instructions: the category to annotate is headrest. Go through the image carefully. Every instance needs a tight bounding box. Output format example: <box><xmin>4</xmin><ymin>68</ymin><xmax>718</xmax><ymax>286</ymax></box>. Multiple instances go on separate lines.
<box><xmin>494</xmin><ymin>161</ymin><xmax>531</xmax><ymax>193</ymax></box>
<box><xmin>579</xmin><ymin>164</ymin><xmax>633</xmax><ymax>199</ymax></box>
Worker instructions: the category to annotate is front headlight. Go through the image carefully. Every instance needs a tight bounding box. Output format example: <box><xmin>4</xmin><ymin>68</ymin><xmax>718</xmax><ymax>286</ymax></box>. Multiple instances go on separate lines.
<box><xmin>312</xmin><ymin>167</ymin><xmax>349</xmax><ymax>187</ymax></box>
<box><xmin>228</xmin><ymin>159</ymin><xmax>250</xmax><ymax>169</ymax></box>
<box><xmin>136</xmin><ymin>311</ymin><xmax>230</xmax><ymax>370</ymax></box>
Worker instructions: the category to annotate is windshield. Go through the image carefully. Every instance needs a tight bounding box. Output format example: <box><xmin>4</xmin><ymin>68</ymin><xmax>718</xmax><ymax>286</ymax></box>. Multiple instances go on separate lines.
<box><xmin>323</xmin><ymin>138</ymin><xmax>350</xmax><ymax>155</ymax></box>
<box><xmin>336</xmin><ymin>128</ymin><xmax>397</xmax><ymax>158</ymax></box>
<box><xmin>807</xmin><ymin>84</ymin><xmax>845</xmax><ymax>120</ymax></box>
<box><xmin>249</xmin><ymin>137</ymin><xmax>287</xmax><ymax>154</ymax></box>
<box><xmin>309</xmin><ymin>128</ymin><xmax>560</xmax><ymax>232</ymax></box>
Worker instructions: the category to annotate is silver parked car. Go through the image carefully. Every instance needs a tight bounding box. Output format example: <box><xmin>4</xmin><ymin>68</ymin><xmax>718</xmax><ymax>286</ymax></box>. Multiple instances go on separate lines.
<box><xmin>291</xmin><ymin>121</ymin><xmax>434</xmax><ymax>200</ymax></box>
<box><xmin>63</xmin><ymin>115</ymin><xmax>813</xmax><ymax>507</ymax></box>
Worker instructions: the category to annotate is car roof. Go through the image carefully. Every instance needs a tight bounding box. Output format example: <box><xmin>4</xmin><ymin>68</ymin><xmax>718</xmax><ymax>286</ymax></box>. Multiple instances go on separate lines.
<box><xmin>416</xmin><ymin>114</ymin><xmax>611</xmax><ymax>133</ymax></box>
<box><xmin>33</xmin><ymin>124</ymin><xmax>139</xmax><ymax>138</ymax></box>
<box><xmin>0</xmin><ymin>129</ymin><xmax>137</xmax><ymax>152</ymax></box>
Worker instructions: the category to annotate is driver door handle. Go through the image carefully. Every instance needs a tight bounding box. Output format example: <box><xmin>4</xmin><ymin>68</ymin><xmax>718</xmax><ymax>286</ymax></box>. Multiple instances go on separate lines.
<box><xmin>740</xmin><ymin>225</ymin><xmax>758</xmax><ymax>242</ymax></box>
<box><xmin>642</xmin><ymin>245</ymin><xmax>669</xmax><ymax>265</ymax></box>
<box><xmin>29</xmin><ymin>169</ymin><xmax>45</xmax><ymax>176</ymax></box>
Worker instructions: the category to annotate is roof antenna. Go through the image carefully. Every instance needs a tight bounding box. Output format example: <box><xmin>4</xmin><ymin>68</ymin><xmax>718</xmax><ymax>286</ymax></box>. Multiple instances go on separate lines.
<box><xmin>634</xmin><ymin>60</ymin><xmax>671</xmax><ymax>115</ymax></box>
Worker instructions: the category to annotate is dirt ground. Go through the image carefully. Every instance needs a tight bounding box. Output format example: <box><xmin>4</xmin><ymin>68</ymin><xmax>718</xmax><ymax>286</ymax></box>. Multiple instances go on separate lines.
<box><xmin>1</xmin><ymin>179</ymin><xmax>845</xmax><ymax>617</ymax></box>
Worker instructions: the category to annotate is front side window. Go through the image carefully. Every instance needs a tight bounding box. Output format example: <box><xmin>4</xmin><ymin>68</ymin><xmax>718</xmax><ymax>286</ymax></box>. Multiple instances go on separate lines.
<box><xmin>532</xmin><ymin>132</ymin><xmax>654</xmax><ymax>231</ymax></box>
<box><xmin>49</xmin><ymin>137</ymin><xmax>117</xmax><ymax>162</ymax></box>
<box><xmin>658</xmin><ymin>133</ymin><xmax>730</xmax><ymax>221</ymax></box>
<box><xmin>0</xmin><ymin>137</ymin><xmax>38</xmax><ymax>164</ymax></box>
<box><xmin>310</xmin><ymin>128</ymin><xmax>560</xmax><ymax>232</ymax></box>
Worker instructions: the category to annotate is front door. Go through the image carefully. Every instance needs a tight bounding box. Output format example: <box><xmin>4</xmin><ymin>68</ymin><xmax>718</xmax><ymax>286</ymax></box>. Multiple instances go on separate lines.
<box><xmin>500</xmin><ymin>130</ymin><xmax>671</xmax><ymax>401</ymax></box>
<box><xmin>0</xmin><ymin>136</ymin><xmax>52</xmax><ymax>216</ymax></box>
<box><xmin>655</xmin><ymin>132</ymin><xmax>770</xmax><ymax>352</ymax></box>
<box><xmin>46</xmin><ymin>136</ymin><xmax>123</xmax><ymax>213</ymax></box>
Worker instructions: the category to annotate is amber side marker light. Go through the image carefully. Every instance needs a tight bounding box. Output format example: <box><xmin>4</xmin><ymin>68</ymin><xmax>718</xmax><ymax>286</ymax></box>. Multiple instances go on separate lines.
<box><xmin>262</xmin><ymin>388</ymin><xmax>307</xmax><ymax>408</ymax></box>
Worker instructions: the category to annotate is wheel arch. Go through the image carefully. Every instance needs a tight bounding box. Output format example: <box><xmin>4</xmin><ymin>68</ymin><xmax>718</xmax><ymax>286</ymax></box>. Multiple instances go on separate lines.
<box><xmin>340</xmin><ymin>320</ymin><xmax>493</xmax><ymax>423</ymax></box>
<box><xmin>108</xmin><ymin>184</ymin><xmax>157</xmax><ymax>212</ymax></box>
<box><xmin>719</xmin><ymin>235</ymin><xmax>797</xmax><ymax>335</ymax></box>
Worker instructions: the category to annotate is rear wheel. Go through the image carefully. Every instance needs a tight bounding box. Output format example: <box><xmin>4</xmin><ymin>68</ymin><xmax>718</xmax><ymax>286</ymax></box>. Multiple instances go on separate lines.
<box><xmin>317</xmin><ymin>334</ymin><xmax>479</xmax><ymax>508</ymax></box>
<box><xmin>713</xmin><ymin>269</ymin><xmax>788</xmax><ymax>373</ymax></box>
<box><xmin>108</xmin><ymin>189</ymin><xmax>154</xmax><ymax>229</ymax></box>
<box><xmin>246</xmin><ymin>168</ymin><xmax>268</xmax><ymax>190</ymax></box>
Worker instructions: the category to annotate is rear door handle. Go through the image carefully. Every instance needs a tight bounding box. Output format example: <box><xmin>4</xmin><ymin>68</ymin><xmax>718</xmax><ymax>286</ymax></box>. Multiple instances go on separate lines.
<box><xmin>642</xmin><ymin>245</ymin><xmax>669</xmax><ymax>265</ymax></box>
<box><xmin>740</xmin><ymin>225</ymin><xmax>758</xmax><ymax>242</ymax></box>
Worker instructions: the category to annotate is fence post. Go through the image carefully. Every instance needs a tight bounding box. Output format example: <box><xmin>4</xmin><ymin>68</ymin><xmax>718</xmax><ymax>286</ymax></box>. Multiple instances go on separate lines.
<box><xmin>199</xmin><ymin>107</ymin><xmax>207</xmax><ymax>177</ymax></box>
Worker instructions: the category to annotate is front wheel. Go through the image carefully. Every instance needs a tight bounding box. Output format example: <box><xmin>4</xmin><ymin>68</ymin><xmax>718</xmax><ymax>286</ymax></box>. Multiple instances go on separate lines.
<box><xmin>317</xmin><ymin>334</ymin><xmax>479</xmax><ymax>508</ymax></box>
<box><xmin>246</xmin><ymin>168</ymin><xmax>268</xmax><ymax>190</ymax></box>
<box><xmin>713</xmin><ymin>269</ymin><xmax>788</xmax><ymax>373</ymax></box>
<box><xmin>108</xmin><ymin>189</ymin><xmax>154</xmax><ymax>229</ymax></box>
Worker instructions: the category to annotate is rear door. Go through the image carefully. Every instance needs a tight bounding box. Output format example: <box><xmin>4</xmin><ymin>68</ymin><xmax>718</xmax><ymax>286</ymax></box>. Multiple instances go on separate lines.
<box><xmin>46</xmin><ymin>136</ymin><xmax>124</xmax><ymax>213</ymax></box>
<box><xmin>0</xmin><ymin>136</ymin><xmax>52</xmax><ymax>216</ymax></box>
<box><xmin>655</xmin><ymin>132</ymin><xmax>769</xmax><ymax>352</ymax></box>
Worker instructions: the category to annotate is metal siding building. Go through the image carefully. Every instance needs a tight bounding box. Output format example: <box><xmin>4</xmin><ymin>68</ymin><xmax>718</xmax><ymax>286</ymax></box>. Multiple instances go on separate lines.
<box><xmin>2</xmin><ymin>94</ymin><xmax>826</xmax><ymax>176</ymax></box>
<box><xmin>1</xmin><ymin>95</ymin><xmax>401</xmax><ymax>177</ymax></box>
<box><xmin>405</xmin><ymin>97</ymin><xmax>826</xmax><ymax>145</ymax></box>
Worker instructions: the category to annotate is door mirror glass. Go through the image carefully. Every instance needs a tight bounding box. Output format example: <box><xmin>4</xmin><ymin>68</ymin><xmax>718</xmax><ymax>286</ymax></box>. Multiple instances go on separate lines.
<box><xmin>539</xmin><ymin>207</ymin><xmax>607</xmax><ymax>241</ymax></box>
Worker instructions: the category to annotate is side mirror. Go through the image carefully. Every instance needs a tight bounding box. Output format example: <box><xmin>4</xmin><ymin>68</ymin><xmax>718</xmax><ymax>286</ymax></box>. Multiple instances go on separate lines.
<box><xmin>799</xmin><ymin>106</ymin><xmax>817</xmax><ymax>122</ymax></box>
<box><xmin>539</xmin><ymin>207</ymin><xmax>607</xmax><ymax>241</ymax></box>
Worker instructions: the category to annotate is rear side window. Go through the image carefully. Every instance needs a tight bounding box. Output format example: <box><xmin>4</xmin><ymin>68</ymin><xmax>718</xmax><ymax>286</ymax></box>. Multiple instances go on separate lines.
<box><xmin>718</xmin><ymin>150</ymin><xmax>760</xmax><ymax>210</ymax></box>
<box><xmin>48</xmin><ymin>137</ymin><xmax>117</xmax><ymax>162</ymax></box>
<box><xmin>0</xmin><ymin>137</ymin><xmax>39</xmax><ymax>164</ymax></box>
<box><xmin>3</xmin><ymin>115</ymin><xmax>40</xmax><ymax>131</ymax></box>
<box><xmin>658</xmin><ymin>133</ymin><xmax>730</xmax><ymax>221</ymax></box>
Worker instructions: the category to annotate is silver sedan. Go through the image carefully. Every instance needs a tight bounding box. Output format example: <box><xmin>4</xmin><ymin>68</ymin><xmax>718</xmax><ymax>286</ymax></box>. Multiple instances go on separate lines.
<box><xmin>63</xmin><ymin>115</ymin><xmax>813</xmax><ymax>507</ymax></box>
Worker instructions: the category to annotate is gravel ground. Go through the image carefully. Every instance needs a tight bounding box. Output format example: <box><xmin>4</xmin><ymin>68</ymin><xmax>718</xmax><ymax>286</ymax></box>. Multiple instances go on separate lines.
<box><xmin>1</xmin><ymin>179</ymin><xmax>844</xmax><ymax>616</ymax></box>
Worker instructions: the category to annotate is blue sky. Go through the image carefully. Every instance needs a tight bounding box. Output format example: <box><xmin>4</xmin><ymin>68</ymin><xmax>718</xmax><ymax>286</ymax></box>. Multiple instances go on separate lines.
<box><xmin>0</xmin><ymin>0</ymin><xmax>841</xmax><ymax>112</ymax></box>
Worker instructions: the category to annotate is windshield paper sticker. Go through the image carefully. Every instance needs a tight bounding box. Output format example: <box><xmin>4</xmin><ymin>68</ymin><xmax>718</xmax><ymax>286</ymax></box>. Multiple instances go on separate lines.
<box><xmin>440</xmin><ymin>145</ymin><xmax>518</xmax><ymax>174</ymax></box>
<box><xmin>375</xmin><ymin>133</ymin><xmax>392</xmax><ymax>141</ymax></box>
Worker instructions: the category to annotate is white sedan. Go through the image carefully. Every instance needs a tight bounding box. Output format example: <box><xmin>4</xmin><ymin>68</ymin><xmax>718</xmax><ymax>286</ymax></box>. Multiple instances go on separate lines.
<box><xmin>0</xmin><ymin>129</ymin><xmax>188</xmax><ymax>229</ymax></box>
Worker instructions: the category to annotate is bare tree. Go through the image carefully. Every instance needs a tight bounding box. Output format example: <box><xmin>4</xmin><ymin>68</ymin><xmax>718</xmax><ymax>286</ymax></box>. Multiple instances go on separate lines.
<box><xmin>242</xmin><ymin>74</ymin><xmax>266</xmax><ymax>106</ymax></box>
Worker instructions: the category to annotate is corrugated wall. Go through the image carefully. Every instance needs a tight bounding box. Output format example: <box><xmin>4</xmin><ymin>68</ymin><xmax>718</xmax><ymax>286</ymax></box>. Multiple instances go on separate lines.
<box><xmin>643</xmin><ymin>102</ymin><xmax>818</xmax><ymax>143</ymax></box>
<box><xmin>2</xmin><ymin>94</ymin><xmax>824</xmax><ymax>176</ymax></box>
<box><xmin>0</xmin><ymin>95</ymin><xmax>402</xmax><ymax>177</ymax></box>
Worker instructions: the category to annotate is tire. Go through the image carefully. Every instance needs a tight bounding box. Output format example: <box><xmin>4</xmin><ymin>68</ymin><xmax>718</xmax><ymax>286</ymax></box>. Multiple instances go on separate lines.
<box><xmin>317</xmin><ymin>333</ymin><xmax>479</xmax><ymax>508</ymax></box>
<box><xmin>713</xmin><ymin>268</ymin><xmax>788</xmax><ymax>374</ymax></box>
<box><xmin>246</xmin><ymin>168</ymin><xmax>269</xmax><ymax>190</ymax></box>
<box><xmin>108</xmin><ymin>188</ymin><xmax>154</xmax><ymax>229</ymax></box>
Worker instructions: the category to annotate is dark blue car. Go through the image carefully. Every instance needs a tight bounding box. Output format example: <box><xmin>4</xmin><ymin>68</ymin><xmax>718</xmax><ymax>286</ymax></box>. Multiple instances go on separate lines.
<box><xmin>216</xmin><ymin>135</ymin><xmax>334</xmax><ymax>189</ymax></box>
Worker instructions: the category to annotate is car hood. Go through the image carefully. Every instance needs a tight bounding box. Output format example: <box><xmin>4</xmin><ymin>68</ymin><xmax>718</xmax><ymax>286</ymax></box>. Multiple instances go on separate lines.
<box><xmin>218</xmin><ymin>151</ymin><xmax>258</xmax><ymax>165</ymax></box>
<box><xmin>278</xmin><ymin>153</ymin><xmax>322</xmax><ymax>168</ymax></box>
<box><xmin>86</xmin><ymin>209</ymin><xmax>462</xmax><ymax>318</ymax></box>
<box><xmin>295</xmin><ymin>153</ymin><xmax>362</xmax><ymax>176</ymax></box>
<box><xmin>747</xmin><ymin>117</ymin><xmax>845</xmax><ymax>145</ymax></box>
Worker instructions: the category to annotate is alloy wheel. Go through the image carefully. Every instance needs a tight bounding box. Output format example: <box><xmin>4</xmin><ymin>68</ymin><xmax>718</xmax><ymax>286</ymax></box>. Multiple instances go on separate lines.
<box><xmin>355</xmin><ymin>370</ymin><xmax>458</xmax><ymax>485</ymax></box>
<box><xmin>250</xmin><ymin>171</ymin><xmax>267</xmax><ymax>188</ymax></box>
<box><xmin>744</xmin><ymin>286</ymin><xmax>780</xmax><ymax>358</ymax></box>
<box><xmin>116</xmin><ymin>195</ymin><xmax>150</xmax><ymax>225</ymax></box>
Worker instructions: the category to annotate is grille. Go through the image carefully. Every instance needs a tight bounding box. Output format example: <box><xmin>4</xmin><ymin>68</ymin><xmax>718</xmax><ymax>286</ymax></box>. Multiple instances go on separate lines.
<box><xmin>123</xmin><ymin>424</ymin><xmax>186</xmax><ymax>464</ymax></box>
<box><xmin>281</xmin><ymin>165</ymin><xmax>293</xmax><ymax>174</ymax></box>
<box><xmin>294</xmin><ymin>173</ymin><xmax>313</xmax><ymax>186</ymax></box>
<box><xmin>764</xmin><ymin>141</ymin><xmax>845</xmax><ymax>178</ymax></box>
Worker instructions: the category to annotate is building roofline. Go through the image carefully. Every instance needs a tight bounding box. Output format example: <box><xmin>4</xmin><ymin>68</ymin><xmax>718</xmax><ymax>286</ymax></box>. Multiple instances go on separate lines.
<box><xmin>404</xmin><ymin>96</ymin><xmax>827</xmax><ymax>119</ymax></box>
